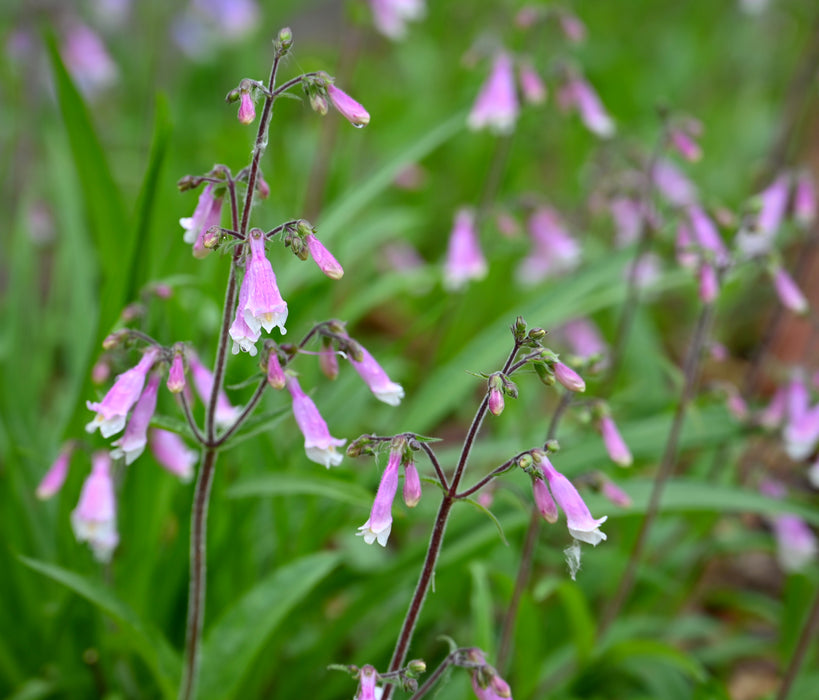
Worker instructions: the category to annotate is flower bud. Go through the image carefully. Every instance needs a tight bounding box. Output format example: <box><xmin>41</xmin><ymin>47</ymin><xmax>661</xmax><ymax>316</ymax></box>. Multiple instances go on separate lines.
<box><xmin>553</xmin><ymin>361</ymin><xmax>586</xmax><ymax>392</ymax></box>
<box><xmin>225</xmin><ymin>87</ymin><xmax>241</xmax><ymax>104</ymax></box>
<box><xmin>517</xmin><ymin>453</ymin><xmax>533</xmax><ymax>471</ymax></box>
<box><xmin>102</xmin><ymin>330</ymin><xmax>127</xmax><ymax>350</ymax></box>
<box><xmin>277</xmin><ymin>26</ymin><xmax>293</xmax><ymax>50</ymax></box>
<box><xmin>266</xmin><ymin>351</ymin><xmax>286</xmax><ymax>390</ymax></box>
<box><xmin>403</xmin><ymin>461</ymin><xmax>422</xmax><ymax>508</ymax></box>
<box><xmin>167</xmin><ymin>352</ymin><xmax>186</xmax><ymax>394</ymax></box>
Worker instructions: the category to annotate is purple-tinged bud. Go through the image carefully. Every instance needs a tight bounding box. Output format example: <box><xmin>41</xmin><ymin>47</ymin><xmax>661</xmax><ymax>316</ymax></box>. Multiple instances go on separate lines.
<box><xmin>277</xmin><ymin>26</ymin><xmax>293</xmax><ymax>50</ymax></box>
<box><xmin>266</xmin><ymin>352</ymin><xmax>286</xmax><ymax>390</ymax></box>
<box><xmin>149</xmin><ymin>428</ymin><xmax>196</xmax><ymax>482</ymax></box>
<box><xmin>773</xmin><ymin>266</ymin><xmax>808</xmax><ymax>315</ymax></box>
<box><xmin>37</xmin><ymin>444</ymin><xmax>74</xmax><ymax>500</ymax></box>
<box><xmin>355</xmin><ymin>664</ymin><xmax>380</xmax><ymax>700</ymax></box>
<box><xmin>256</xmin><ymin>174</ymin><xmax>270</xmax><ymax>199</ymax></box>
<box><xmin>444</xmin><ymin>207</ymin><xmax>487</xmax><ymax>291</ymax></box>
<box><xmin>403</xmin><ymin>460</ymin><xmax>422</xmax><ymax>507</ymax></box>
<box><xmin>698</xmin><ymin>262</ymin><xmax>719</xmax><ymax>304</ymax></box>
<box><xmin>467</xmin><ymin>52</ymin><xmax>519</xmax><ymax>135</ymax></box>
<box><xmin>305</xmin><ymin>233</ymin><xmax>344</xmax><ymax>279</ymax></box>
<box><xmin>286</xmin><ymin>375</ymin><xmax>346</xmax><ymax>468</ymax></box>
<box><xmin>102</xmin><ymin>330</ymin><xmax>127</xmax><ymax>350</ymax></box>
<box><xmin>757</xmin><ymin>174</ymin><xmax>790</xmax><ymax>236</ymax></box>
<box><xmin>327</xmin><ymin>84</ymin><xmax>370</xmax><ymax>127</ymax></box>
<box><xmin>539</xmin><ymin>455</ymin><xmax>607</xmax><ymax>545</ymax></box>
<box><xmin>237</xmin><ymin>91</ymin><xmax>256</xmax><ymax>124</ymax></box>
<box><xmin>71</xmin><ymin>452</ymin><xmax>119</xmax><ymax>563</ymax></box>
<box><xmin>533</xmin><ymin>477</ymin><xmax>558</xmax><ymax>523</ymax></box>
<box><xmin>92</xmin><ymin>359</ymin><xmax>111</xmax><ymax>384</ymax></box>
<box><xmin>358</xmin><ymin>447</ymin><xmax>401</xmax><ymax>546</ymax></box>
<box><xmin>519</xmin><ymin>62</ymin><xmax>547</xmax><ymax>105</ymax></box>
<box><xmin>112</xmin><ymin>371</ymin><xmax>161</xmax><ymax>465</ymax></box>
<box><xmin>794</xmin><ymin>172</ymin><xmax>816</xmax><ymax>227</ymax></box>
<box><xmin>599</xmin><ymin>414</ymin><xmax>632</xmax><ymax>467</ymax></box>
<box><xmin>86</xmin><ymin>347</ymin><xmax>161</xmax><ymax>437</ymax></box>
<box><xmin>347</xmin><ymin>343</ymin><xmax>404</xmax><ymax>406</ymax></box>
<box><xmin>225</xmin><ymin>87</ymin><xmax>241</xmax><ymax>104</ymax></box>
<box><xmin>601</xmin><ymin>479</ymin><xmax>632</xmax><ymax>508</ymax></box>
<box><xmin>487</xmin><ymin>374</ymin><xmax>504</xmax><ymax>416</ymax></box>
<box><xmin>167</xmin><ymin>352</ymin><xmax>186</xmax><ymax>394</ymax></box>
<box><xmin>309</xmin><ymin>92</ymin><xmax>329</xmax><ymax>115</ymax></box>
<box><xmin>319</xmin><ymin>344</ymin><xmax>339</xmax><ymax>381</ymax></box>
<box><xmin>553</xmin><ymin>361</ymin><xmax>586</xmax><ymax>392</ymax></box>
<box><xmin>688</xmin><ymin>205</ymin><xmax>729</xmax><ymax>265</ymax></box>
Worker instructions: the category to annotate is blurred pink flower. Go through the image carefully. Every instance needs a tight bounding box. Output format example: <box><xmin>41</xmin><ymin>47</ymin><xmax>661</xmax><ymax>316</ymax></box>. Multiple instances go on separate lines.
<box><xmin>37</xmin><ymin>444</ymin><xmax>74</xmax><ymax>500</ymax></box>
<box><xmin>355</xmin><ymin>664</ymin><xmax>381</xmax><ymax>700</ymax></box>
<box><xmin>444</xmin><ymin>208</ymin><xmax>487</xmax><ymax>290</ymax></box>
<box><xmin>61</xmin><ymin>21</ymin><xmax>118</xmax><ymax>97</ymax></box>
<box><xmin>347</xmin><ymin>343</ymin><xmax>405</xmax><ymax>406</ymax></box>
<box><xmin>112</xmin><ymin>371</ymin><xmax>161</xmax><ymax>465</ymax></box>
<box><xmin>518</xmin><ymin>62</ymin><xmax>546</xmax><ymax>105</ymax></box>
<box><xmin>188</xmin><ymin>352</ymin><xmax>240</xmax><ymax>427</ymax></box>
<box><xmin>71</xmin><ymin>452</ymin><xmax>119</xmax><ymax>562</ymax></box>
<box><xmin>468</xmin><ymin>52</ymin><xmax>519</xmax><ymax>134</ymax></box>
<box><xmin>794</xmin><ymin>172</ymin><xmax>816</xmax><ymax>227</ymax></box>
<box><xmin>517</xmin><ymin>207</ymin><xmax>580</xmax><ymax>284</ymax></box>
<box><xmin>601</xmin><ymin>479</ymin><xmax>632</xmax><ymax>508</ymax></box>
<box><xmin>167</xmin><ymin>353</ymin><xmax>186</xmax><ymax>394</ymax></box>
<box><xmin>652</xmin><ymin>158</ymin><xmax>697</xmax><ymax>207</ymax></box>
<box><xmin>599</xmin><ymin>414</ymin><xmax>632</xmax><ymax>467</ymax></box>
<box><xmin>559</xmin><ymin>74</ymin><xmax>614</xmax><ymax>138</ymax></box>
<box><xmin>533</xmin><ymin>476</ymin><xmax>558</xmax><ymax>523</ymax></box>
<box><xmin>369</xmin><ymin>0</ymin><xmax>425</xmax><ymax>40</ymax></box>
<box><xmin>149</xmin><ymin>428</ymin><xmax>196</xmax><ymax>482</ymax></box>
<box><xmin>773</xmin><ymin>266</ymin><xmax>808</xmax><ymax>315</ymax></box>
<box><xmin>237</xmin><ymin>92</ymin><xmax>255</xmax><ymax>124</ymax></box>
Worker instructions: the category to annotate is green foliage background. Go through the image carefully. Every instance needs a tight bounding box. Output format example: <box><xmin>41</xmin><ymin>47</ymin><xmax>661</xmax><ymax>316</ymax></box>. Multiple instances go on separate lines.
<box><xmin>1</xmin><ymin>0</ymin><xmax>818</xmax><ymax>698</ymax></box>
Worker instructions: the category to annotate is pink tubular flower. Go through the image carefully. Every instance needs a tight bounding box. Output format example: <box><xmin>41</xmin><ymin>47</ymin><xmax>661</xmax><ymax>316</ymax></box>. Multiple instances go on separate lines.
<box><xmin>369</xmin><ymin>0</ymin><xmax>425</xmax><ymax>40</ymax></box>
<box><xmin>601</xmin><ymin>479</ymin><xmax>632</xmax><ymax>508</ymax></box>
<box><xmin>559</xmin><ymin>12</ymin><xmax>586</xmax><ymax>42</ymax></box>
<box><xmin>539</xmin><ymin>456</ymin><xmax>607</xmax><ymax>545</ymax></box>
<box><xmin>167</xmin><ymin>352</ymin><xmax>186</xmax><ymax>393</ymax></box>
<box><xmin>61</xmin><ymin>21</ymin><xmax>118</xmax><ymax>97</ymax></box>
<box><xmin>688</xmin><ymin>205</ymin><xmax>729</xmax><ymax>265</ymax></box>
<box><xmin>488</xmin><ymin>386</ymin><xmax>504</xmax><ymax>416</ymax></box>
<box><xmin>180</xmin><ymin>184</ymin><xmax>223</xmax><ymax>258</ymax></box>
<box><xmin>699</xmin><ymin>262</ymin><xmax>719</xmax><ymax>304</ymax></box>
<box><xmin>347</xmin><ymin>344</ymin><xmax>405</xmax><ymax>406</ymax></box>
<box><xmin>355</xmin><ymin>664</ymin><xmax>380</xmax><ymax>700</ymax></box>
<box><xmin>92</xmin><ymin>359</ymin><xmax>110</xmax><ymax>385</ymax></box>
<box><xmin>652</xmin><ymin>158</ymin><xmax>698</xmax><ymax>207</ymax></box>
<box><xmin>553</xmin><ymin>361</ymin><xmax>585</xmax><ymax>392</ymax></box>
<box><xmin>112</xmin><ymin>371</ymin><xmax>161</xmax><ymax>465</ymax></box>
<box><xmin>286</xmin><ymin>375</ymin><xmax>345</xmax><ymax>468</ymax></box>
<box><xmin>675</xmin><ymin>222</ymin><xmax>698</xmax><ymax>270</ymax></box>
<box><xmin>518</xmin><ymin>62</ymin><xmax>546</xmax><ymax>105</ymax></box>
<box><xmin>559</xmin><ymin>75</ymin><xmax>614</xmax><ymax>138</ymax></box>
<box><xmin>266</xmin><ymin>352</ymin><xmax>286</xmax><ymax>390</ymax></box>
<box><xmin>772</xmin><ymin>514</ymin><xmax>818</xmax><ymax>573</ymax></box>
<box><xmin>599</xmin><ymin>414</ymin><xmax>633</xmax><ymax>467</ymax></box>
<box><xmin>319</xmin><ymin>344</ymin><xmax>339</xmax><ymax>380</ymax></box>
<box><xmin>467</xmin><ymin>52</ymin><xmax>519</xmax><ymax>135</ymax></box>
<box><xmin>784</xmin><ymin>403</ymin><xmax>819</xmax><ymax>461</ymax></box>
<box><xmin>327</xmin><ymin>84</ymin><xmax>370</xmax><ymax>127</ymax></box>
<box><xmin>188</xmin><ymin>352</ymin><xmax>240</xmax><ymax>427</ymax></box>
<box><xmin>518</xmin><ymin>207</ymin><xmax>580</xmax><ymax>284</ymax></box>
<box><xmin>241</xmin><ymin>230</ymin><xmax>288</xmax><ymax>336</ymax></box>
<box><xmin>237</xmin><ymin>91</ymin><xmax>255</xmax><ymax>124</ymax></box>
<box><xmin>444</xmin><ymin>208</ymin><xmax>488</xmax><ymax>291</ymax></box>
<box><xmin>533</xmin><ymin>477</ymin><xmax>558</xmax><ymax>523</ymax></box>
<box><xmin>669</xmin><ymin>128</ymin><xmax>702</xmax><ymax>162</ymax></box>
<box><xmin>560</xmin><ymin>318</ymin><xmax>608</xmax><ymax>367</ymax></box>
<box><xmin>403</xmin><ymin>460</ymin><xmax>422</xmax><ymax>507</ymax></box>
<box><xmin>86</xmin><ymin>347</ymin><xmax>160</xmax><ymax>437</ymax></box>
<box><xmin>37</xmin><ymin>444</ymin><xmax>74</xmax><ymax>500</ymax></box>
<box><xmin>305</xmin><ymin>234</ymin><xmax>344</xmax><ymax>280</ymax></box>
<box><xmin>610</xmin><ymin>197</ymin><xmax>644</xmax><ymax>247</ymax></box>
<box><xmin>794</xmin><ymin>172</ymin><xmax>816</xmax><ymax>227</ymax></box>
<box><xmin>757</xmin><ymin>385</ymin><xmax>787</xmax><ymax>429</ymax></box>
<box><xmin>757</xmin><ymin>174</ymin><xmax>790</xmax><ymax>237</ymax></box>
<box><xmin>71</xmin><ymin>452</ymin><xmax>119</xmax><ymax>562</ymax></box>
<box><xmin>229</xmin><ymin>268</ymin><xmax>262</xmax><ymax>356</ymax></box>
<box><xmin>358</xmin><ymin>448</ymin><xmax>401</xmax><ymax>546</ymax></box>
<box><xmin>149</xmin><ymin>428</ymin><xmax>196</xmax><ymax>482</ymax></box>
<box><xmin>773</xmin><ymin>267</ymin><xmax>808</xmax><ymax>315</ymax></box>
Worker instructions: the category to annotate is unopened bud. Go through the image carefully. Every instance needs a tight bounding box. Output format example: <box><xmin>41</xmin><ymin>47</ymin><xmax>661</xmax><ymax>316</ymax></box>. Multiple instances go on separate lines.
<box><xmin>512</xmin><ymin>316</ymin><xmax>527</xmax><ymax>341</ymax></box>
<box><xmin>407</xmin><ymin>659</ymin><xmax>426</xmax><ymax>675</ymax></box>
<box><xmin>534</xmin><ymin>362</ymin><xmax>555</xmax><ymax>386</ymax></box>
<box><xmin>297</xmin><ymin>220</ymin><xmax>314</xmax><ymax>237</ymax></box>
<box><xmin>501</xmin><ymin>375</ymin><xmax>518</xmax><ymax>399</ymax></box>
<box><xmin>102</xmin><ymin>330</ymin><xmax>127</xmax><ymax>350</ymax></box>
<box><xmin>528</xmin><ymin>327</ymin><xmax>546</xmax><ymax>340</ymax></box>
<box><xmin>309</xmin><ymin>92</ymin><xmax>328</xmax><ymax>116</ymax></box>
<box><xmin>225</xmin><ymin>87</ymin><xmax>241</xmax><ymax>104</ymax></box>
<box><xmin>517</xmin><ymin>453</ymin><xmax>533</xmax><ymax>470</ymax></box>
<box><xmin>177</xmin><ymin>175</ymin><xmax>198</xmax><ymax>192</ymax></box>
<box><xmin>347</xmin><ymin>435</ymin><xmax>373</xmax><ymax>458</ymax></box>
<box><xmin>278</xmin><ymin>27</ymin><xmax>293</xmax><ymax>49</ymax></box>
<box><xmin>202</xmin><ymin>226</ymin><xmax>221</xmax><ymax>249</ymax></box>
<box><xmin>544</xmin><ymin>439</ymin><xmax>560</xmax><ymax>453</ymax></box>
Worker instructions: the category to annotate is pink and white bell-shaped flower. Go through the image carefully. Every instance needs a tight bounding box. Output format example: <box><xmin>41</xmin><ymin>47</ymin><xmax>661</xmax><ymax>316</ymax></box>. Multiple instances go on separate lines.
<box><xmin>237</xmin><ymin>91</ymin><xmax>255</xmax><ymax>124</ymax></box>
<box><xmin>467</xmin><ymin>52</ymin><xmax>519</xmax><ymax>135</ymax></box>
<box><xmin>358</xmin><ymin>447</ymin><xmax>402</xmax><ymax>546</ymax></box>
<box><xmin>443</xmin><ymin>208</ymin><xmax>488</xmax><ymax>291</ymax></box>
<box><xmin>538</xmin><ymin>455</ymin><xmax>607</xmax><ymax>545</ymax></box>
<box><xmin>37</xmin><ymin>443</ymin><xmax>75</xmax><ymax>500</ymax></box>
<box><xmin>286</xmin><ymin>375</ymin><xmax>345</xmax><ymax>468</ymax></box>
<box><xmin>167</xmin><ymin>351</ymin><xmax>186</xmax><ymax>394</ymax></box>
<box><xmin>599</xmin><ymin>414</ymin><xmax>633</xmax><ymax>467</ymax></box>
<box><xmin>71</xmin><ymin>451</ymin><xmax>119</xmax><ymax>562</ymax></box>
<box><xmin>149</xmin><ymin>428</ymin><xmax>196</xmax><ymax>482</ymax></box>
<box><xmin>553</xmin><ymin>361</ymin><xmax>585</xmax><ymax>392</ymax></box>
<box><xmin>112</xmin><ymin>371</ymin><xmax>161</xmax><ymax>465</ymax></box>
<box><xmin>180</xmin><ymin>184</ymin><xmax>223</xmax><ymax>258</ymax></box>
<box><xmin>783</xmin><ymin>403</ymin><xmax>819</xmax><ymax>461</ymax></box>
<box><xmin>86</xmin><ymin>347</ymin><xmax>160</xmax><ymax>438</ymax></box>
<box><xmin>354</xmin><ymin>664</ymin><xmax>381</xmax><ymax>700</ymax></box>
<box><xmin>241</xmin><ymin>229</ymin><xmax>288</xmax><ymax>336</ymax></box>
<box><xmin>327</xmin><ymin>84</ymin><xmax>370</xmax><ymax>127</ymax></box>
<box><xmin>229</xmin><ymin>266</ymin><xmax>262</xmax><ymax>355</ymax></box>
<box><xmin>347</xmin><ymin>343</ymin><xmax>405</xmax><ymax>406</ymax></box>
<box><xmin>368</xmin><ymin>0</ymin><xmax>425</xmax><ymax>41</ymax></box>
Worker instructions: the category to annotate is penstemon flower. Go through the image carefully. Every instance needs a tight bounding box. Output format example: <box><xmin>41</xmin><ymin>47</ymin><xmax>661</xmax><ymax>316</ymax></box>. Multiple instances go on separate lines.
<box><xmin>598</xmin><ymin>414</ymin><xmax>633</xmax><ymax>467</ymax></box>
<box><xmin>327</xmin><ymin>84</ymin><xmax>370</xmax><ymax>127</ymax></box>
<box><xmin>266</xmin><ymin>350</ymin><xmax>286</xmax><ymax>390</ymax></box>
<box><xmin>532</xmin><ymin>476</ymin><xmax>558</xmax><ymax>523</ymax></box>
<box><xmin>368</xmin><ymin>0</ymin><xmax>426</xmax><ymax>41</ymax></box>
<box><xmin>346</xmin><ymin>343</ymin><xmax>405</xmax><ymax>406</ymax></box>
<box><xmin>37</xmin><ymin>443</ymin><xmax>74</xmax><ymax>500</ymax></box>
<box><xmin>403</xmin><ymin>460</ymin><xmax>422</xmax><ymax>507</ymax></box>
<box><xmin>772</xmin><ymin>266</ymin><xmax>808</xmax><ymax>315</ymax></box>
<box><xmin>559</xmin><ymin>74</ymin><xmax>614</xmax><ymax>138</ymax></box>
<box><xmin>518</xmin><ymin>61</ymin><xmax>546</xmax><ymax>105</ymax></box>
<box><xmin>467</xmin><ymin>52</ymin><xmax>519</xmax><ymax>135</ymax></box>
<box><xmin>354</xmin><ymin>664</ymin><xmax>381</xmax><ymax>700</ymax></box>
<box><xmin>443</xmin><ymin>207</ymin><xmax>487</xmax><ymax>291</ymax></box>
<box><xmin>305</xmin><ymin>233</ymin><xmax>344</xmax><ymax>280</ymax></box>
<box><xmin>237</xmin><ymin>91</ymin><xmax>256</xmax><ymax>124</ymax></box>
<box><xmin>553</xmin><ymin>361</ymin><xmax>586</xmax><ymax>393</ymax></box>
<box><xmin>71</xmin><ymin>451</ymin><xmax>119</xmax><ymax>562</ymax></box>
<box><xmin>358</xmin><ymin>445</ymin><xmax>402</xmax><ymax>546</ymax></box>
<box><xmin>167</xmin><ymin>351</ymin><xmax>186</xmax><ymax>393</ymax></box>
<box><xmin>241</xmin><ymin>229</ymin><xmax>288</xmax><ymax>336</ymax></box>
<box><xmin>86</xmin><ymin>347</ymin><xmax>161</xmax><ymax>438</ymax></box>
<box><xmin>229</xmin><ymin>266</ymin><xmax>262</xmax><ymax>355</ymax></box>
<box><xmin>517</xmin><ymin>207</ymin><xmax>580</xmax><ymax>283</ymax></box>
<box><xmin>180</xmin><ymin>183</ymin><xmax>223</xmax><ymax>258</ymax></box>
<box><xmin>112</xmin><ymin>370</ymin><xmax>161</xmax><ymax>465</ymax></box>
<box><xmin>286</xmin><ymin>375</ymin><xmax>345</xmax><ymax>468</ymax></box>
<box><xmin>149</xmin><ymin>428</ymin><xmax>197</xmax><ymax>482</ymax></box>
<box><xmin>794</xmin><ymin>171</ymin><xmax>817</xmax><ymax>227</ymax></box>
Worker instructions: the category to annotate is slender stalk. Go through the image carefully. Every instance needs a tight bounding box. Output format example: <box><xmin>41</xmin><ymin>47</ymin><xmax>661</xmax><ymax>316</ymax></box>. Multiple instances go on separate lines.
<box><xmin>178</xmin><ymin>391</ymin><xmax>205</xmax><ymax>445</ymax></box>
<box><xmin>776</xmin><ymin>584</ymin><xmax>819</xmax><ymax>700</ymax></box>
<box><xmin>381</xmin><ymin>341</ymin><xmax>522</xmax><ymax>700</ymax></box>
<box><xmin>455</xmin><ymin>456</ymin><xmax>520</xmax><ymax>500</ymax></box>
<box><xmin>408</xmin><ymin>653</ymin><xmax>457</xmax><ymax>700</ymax></box>
<box><xmin>599</xmin><ymin>301</ymin><xmax>715</xmax><ymax>634</ymax></box>
<box><xmin>417</xmin><ymin>441</ymin><xmax>449</xmax><ymax>491</ymax></box>
<box><xmin>496</xmin><ymin>390</ymin><xmax>573</xmax><ymax>671</ymax></box>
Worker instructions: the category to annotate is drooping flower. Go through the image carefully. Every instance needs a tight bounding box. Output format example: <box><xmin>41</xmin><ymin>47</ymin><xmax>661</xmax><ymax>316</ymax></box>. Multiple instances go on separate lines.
<box><xmin>403</xmin><ymin>460</ymin><xmax>422</xmax><ymax>507</ymax></box>
<box><xmin>553</xmin><ymin>361</ymin><xmax>585</xmax><ymax>392</ymax></box>
<box><xmin>266</xmin><ymin>351</ymin><xmax>286</xmax><ymax>390</ymax></box>
<box><xmin>669</xmin><ymin>127</ymin><xmax>702</xmax><ymax>162</ymax></box>
<box><xmin>180</xmin><ymin>184</ymin><xmax>223</xmax><ymax>258</ymax></box>
<box><xmin>652</xmin><ymin>158</ymin><xmax>697</xmax><ymax>207</ymax></box>
<box><xmin>698</xmin><ymin>262</ymin><xmax>719</xmax><ymax>304</ymax></box>
<box><xmin>71</xmin><ymin>451</ymin><xmax>119</xmax><ymax>562</ymax></box>
<box><xmin>467</xmin><ymin>52</ymin><xmax>519</xmax><ymax>135</ymax></box>
<box><xmin>188</xmin><ymin>352</ymin><xmax>240</xmax><ymax>428</ymax></box>
<box><xmin>444</xmin><ymin>208</ymin><xmax>488</xmax><ymax>291</ymax></box>
<box><xmin>229</xmin><ymin>267</ymin><xmax>262</xmax><ymax>356</ymax></box>
<box><xmin>599</xmin><ymin>414</ymin><xmax>633</xmax><ymax>467</ymax></box>
<box><xmin>772</xmin><ymin>266</ymin><xmax>808</xmax><ymax>315</ymax></box>
<box><xmin>37</xmin><ymin>443</ymin><xmax>74</xmax><ymax>500</ymax></box>
<box><xmin>533</xmin><ymin>476</ymin><xmax>558</xmax><ymax>523</ymax></box>
<box><xmin>756</xmin><ymin>174</ymin><xmax>790</xmax><ymax>237</ymax></box>
<box><xmin>237</xmin><ymin>91</ymin><xmax>256</xmax><ymax>124</ymax></box>
<box><xmin>601</xmin><ymin>479</ymin><xmax>632</xmax><ymax>508</ymax></box>
<box><xmin>149</xmin><ymin>428</ymin><xmax>196</xmax><ymax>482</ymax></box>
<box><xmin>688</xmin><ymin>205</ymin><xmax>729</xmax><ymax>265</ymax></box>
<box><xmin>86</xmin><ymin>347</ymin><xmax>160</xmax><ymax>438</ymax></box>
<box><xmin>354</xmin><ymin>664</ymin><xmax>381</xmax><ymax>700</ymax></box>
<box><xmin>61</xmin><ymin>21</ymin><xmax>119</xmax><ymax>97</ymax></box>
<box><xmin>772</xmin><ymin>514</ymin><xmax>818</xmax><ymax>573</ymax></box>
<box><xmin>167</xmin><ymin>351</ymin><xmax>186</xmax><ymax>393</ymax></box>
<box><xmin>368</xmin><ymin>0</ymin><xmax>425</xmax><ymax>40</ymax></box>
<box><xmin>783</xmin><ymin>403</ymin><xmax>819</xmax><ymax>461</ymax></box>
<box><xmin>794</xmin><ymin>172</ymin><xmax>817</xmax><ymax>227</ymax></box>
<box><xmin>558</xmin><ymin>74</ymin><xmax>614</xmax><ymax>138</ymax></box>
<box><xmin>358</xmin><ymin>447</ymin><xmax>401</xmax><ymax>546</ymax></box>
<box><xmin>286</xmin><ymin>375</ymin><xmax>345</xmax><ymax>468</ymax></box>
<box><xmin>327</xmin><ymin>84</ymin><xmax>370</xmax><ymax>127</ymax></box>
<box><xmin>559</xmin><ymin>318</ymin><xmax>608</xmax><ymax>368</ymax></box>
<box><xmin>467</xmin><ymin>649</ymin><xmax>513</xmax><ymax>700</ymax></box>
<box><xmin>241</xmin><ymin>229</ymin><xmax>288</xmax><ymax>336</ymax></box>
<box><xmin>112</xmin><ymin>371</ymin><xmax>161</xmax><ymax>465</ymax></box>
<box><xmin>517</xmin><ymin>207</ymin><xmax>580</xmax><ymax>284</ymax></box>
<box><xmin>347</xmin><ymin>343</ymin><xmax>405</xmax><ymax>406</ymax></box>
<box><xmin>305</xmin><ymin>233</ymin><xmax>344</xmax><ymax>280</ymax></box>
<box><xmin>518</xmin><ymin>62</ymin><xmax>546</xmax><ymax>105</ymax></box>
<box><xmin>538</xmin><ymin>455</ymin><xmax>607</xmax><ymax>545</ymax></box>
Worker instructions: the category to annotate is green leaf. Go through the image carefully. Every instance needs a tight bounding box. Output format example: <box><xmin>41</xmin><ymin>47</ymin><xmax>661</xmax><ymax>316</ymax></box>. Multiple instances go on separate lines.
<box><xmin>227</xmin><ymin>472</ymin><xmax>372</xmax><ymax>507</ymax></box>
<box><xmin>469</xmin><ymin>562</ymin><xmax>493</xmax><ymax>655</ymax></box>
<box><xmin>601</xmin><ymin>638</ymin><xmax>708</xmax><ymax>683</ymax></box>
<box><xmin>197</xmin><ymin>551</ymin><xmax>341</xmax><ymax>700</ymax></box>
<box><xmin>556</xmin><ymin>581</ymin><xmax>596</xmax><ymax>664</ymax></box>
<box><xmin>19</xmin><ymin>556</ymin><xmax>179</xmax><ymax>698</ymax></box>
